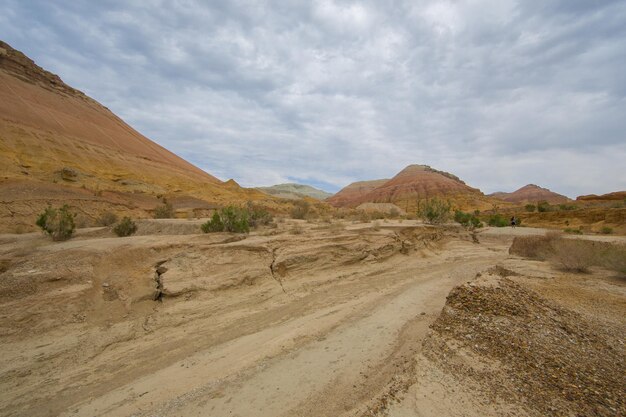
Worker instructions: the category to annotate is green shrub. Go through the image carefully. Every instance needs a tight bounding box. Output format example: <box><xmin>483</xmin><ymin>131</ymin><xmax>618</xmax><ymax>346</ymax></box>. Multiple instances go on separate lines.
<box><xmin>558</xmin><ymin>204</ymin><xmax>577</xmax><ymax>211</ymax></box>
<box><xmin>247</xmin><ymin>202</ymin><xmax>273</xmax><ymax>227</ymax></box>
<box><xmin>537</xmin><ymin>201</ymin><xmax>550</xmax><ymax>212</ymax></box>
<box><xmin>416</xmin><ymin>198</ymin><xmax>451</xmax><ymax>224</ymax></box>
<box><xmin>454</xmin><ymin>210</ymin><xmax>482</xmax><ymax>229</ymax></box>
<box><xmin>290</xmin><ymin>200</ymin><xmax>310</xmax><ymax>220</ymax></box>
<box><xmin>525</xmin><ymin>204</ymin><xmax>536</xmax><ymax>212</ymax></box>
<box><xmin>36</xmin><ymin>205</ymin><xmax>76</xmax><ymax>241</ymax></box>
<box><xmin>201</xmin><ymin>206</ymin><xmax>249</xmax><ymax>233</ymax></box>
<box><xmin>113</xmin><ymin>217</ymin><xmax>137</xmax><ymax>237</ymax></box>
<box><xmin>600</xmin><ymin>227</ymin><xmax>613</xmax><ymax>235</ymax></box>
<box><xmin>201</xmin><ymin>212</ymin><xmax>224</xmax><ymax>233</ymax></box>
<box><xmin>487</xmin><ymin>214</ymin><xmax>508</xmax><ymax>227</ymax></box>
<box><xmin>97</xmin><ymin>211</ymin><xmax>118</xmax><ymax>226</ymax></box>
<box><xmin>564</xmin><ymin>228</ymin><xmax>582</xmax><ymax>235</ymax></box>
<box><xmin>154</xmin><ymin>202</ymin><xmax>175</xmax><ymax>219</ymax></box>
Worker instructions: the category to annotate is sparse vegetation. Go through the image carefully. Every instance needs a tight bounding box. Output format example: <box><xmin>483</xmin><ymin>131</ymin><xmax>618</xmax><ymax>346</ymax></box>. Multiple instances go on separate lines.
<box><xmin>247</xmin><ymin>202</ymin><xmax>273</xmax><ymax>228</ymax></box>
<box><xmin>525</xmin><ymin>204</ymin><xmax>536</xmax><ymax>212</ymax></box>
<box><xmin>290</xmin><ymin>200</ymin><xmax>310</xmax><ymax>220</ymax></box>
<box><xmin>510</xmin><ymin>232</ymin><xmax>626</xmax><ymax>274</ymax></box>
<box><xmin>201</xmin><ymin>206</ymin><xmax>250</xmax><ymax>233</ymax></box>
<box><xmin>537</xmin><ymin>201</ymin><xmax>550</xmax><ymax>212</ymax></box>
<box><xmin>154</xmin><ymin>202</ymin><xmax>175</xmax><ymax>219</ymax></box>
<box><xmin>564</xmin><ymin>228</ymin><xmax>582</xmax><ymax>235</ymax></box>
<box><xmin>454</xmin><ymin>210</ymin><xmax>482</xmax><ymax>229</ymax></box>
<box><xmin>600</xmin><ymin>226</ymin><xmax>613</xmax><ymax>235</ymax></box>
<box><xmin>558</xmin><ymin>204</ymin><xmax>576</xmax><ymax>211</ymax></box>
<box><xmin>36</xmin><ymin>205</ymin><xmax>76</xmax><ymax>241</ymax></box>
<box><xmin>487</xmin><ymin>214</ymin><xmax>508</xmax><ymax>227</ymax></box>
<box><xmin>97</xmin><ymin>211</ymin><xmax>118</xmax><ymax>226</ymax></box>
<box><xmin>113</xmin><ymin>217</ymin><xmax>137</xmax><ymax>237</ymax></box>
<box><xmin>416</xmin><ymin>198</ymin><xmax>451</xmax><ymax>224</ymax></box>
<box><xmin>550</xmin><ymin>239</ymin><xmax>595</xmax><ymax>272</ymax></box>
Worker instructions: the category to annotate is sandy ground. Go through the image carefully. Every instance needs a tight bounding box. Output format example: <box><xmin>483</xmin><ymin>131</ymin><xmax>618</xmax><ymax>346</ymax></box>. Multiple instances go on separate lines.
<box><xmin>0</xmin><ymin>221</ymin><xmax>624</xmax><ymax>417</ymax></box>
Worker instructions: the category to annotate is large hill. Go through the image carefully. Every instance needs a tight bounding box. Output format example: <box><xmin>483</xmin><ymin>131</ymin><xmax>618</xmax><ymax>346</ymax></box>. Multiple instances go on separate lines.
<box><xmin>489</xmin><ymin>184</ymin><xmax>570</xmax><ymax>204</ymax></box>
<box><xmin>326</xmin><ymin>179</ymin><xmax>389</xmax><ymax>207</ymax></box>
<box><xmin>328</xmin><ymin>165</ymin><xmax>493</xmax><ymax>211</ymax></box>
<box><xmin>256</xmin><ymin>183</ymin><xmax>332</xmax><ymax>200</ymax></box>
<box><xmin>0</xmin><ymin>41</ymin><xmax>268</xmax><ymax>231</ymax></box>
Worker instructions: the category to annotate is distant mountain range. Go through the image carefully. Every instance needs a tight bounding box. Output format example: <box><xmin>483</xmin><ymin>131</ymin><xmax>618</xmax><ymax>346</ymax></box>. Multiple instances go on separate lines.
<box><xmin>256</xmin><ymin>183</ymin><xmax>332</xmax><ymax>200</ymax></box>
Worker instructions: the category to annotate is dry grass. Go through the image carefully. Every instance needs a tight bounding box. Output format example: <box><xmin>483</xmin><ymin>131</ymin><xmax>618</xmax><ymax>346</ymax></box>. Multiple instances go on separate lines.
<box><xmin>550</xmin><ymin>239</ymin><xmax>595</xmax><ymax>272</ymax></box>
<box><xmin>510</xmin><ymin>232</ymin><xmax>626</xmax><ymax>275</ymax></box>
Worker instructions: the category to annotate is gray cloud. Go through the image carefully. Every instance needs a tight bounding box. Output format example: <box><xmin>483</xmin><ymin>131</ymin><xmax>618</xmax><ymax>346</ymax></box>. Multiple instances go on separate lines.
<box><xmin>1</xmin><ymin>0</ymin><xmax>625</xmax><ymax>197</ymax></box>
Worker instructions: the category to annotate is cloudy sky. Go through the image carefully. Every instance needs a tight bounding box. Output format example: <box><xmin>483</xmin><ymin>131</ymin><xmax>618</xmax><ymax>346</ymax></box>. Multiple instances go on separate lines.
<box><xmin>2</xmin><ymin>0</ymin><xmax>625</xmax><ymax>197</ymax></box>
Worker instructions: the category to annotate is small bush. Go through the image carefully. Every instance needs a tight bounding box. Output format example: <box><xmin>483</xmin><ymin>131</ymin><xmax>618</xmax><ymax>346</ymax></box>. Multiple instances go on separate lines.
<box><xmin>359</xmin><ymin>211</ymin><xmax>371</xmax><ymax>223</ymax></box>
<box><xmin>290</xmin><ymin>200</ymin><xmax>310</xmax><ymax>220</ymax></box>
<box><xmin>416</xmin><ymin>198</ymin><xmax>451</xmax><ymax>224</ymax></box>
<box><xmin>550</xmin><ymin>239</ymin><xmax>595</xmax><ymax>272</ymax></box>
<box><xmin>113</xmin><ymin>217</ymin><xmax>137</xmax><ymax>237</ymax></box>
<box><xmin>36</xmin><ymin>205</ymin><xmax>76</xmax><ymax>241</ymax></box>
<box><xmin>371</xmin><ymin>221</ymin><xmax>381</xmax><ymax>231</ymax></box>
<box><xmin>201</xmin><ymin>206</ymin><xmax>249</xmax><ymax>233</ymax></box>
<box><xmin>154</xmin><ymin>202</ymin><xmax>175</xmax><ymax>219</ymax></box>
<box><xmin>487</xmin><ymin>214</ymin><xmax>508</xmax><ymax>227</ymax></box>
<box><xmin>524</xmin><ymin>204</ymin><xmax>536</xmax><ymax>212</ymax></box>
<box><xmin>454</xmin><ymin>210</ymin><xmax>482</xmax><ymax>229</ymax></box>
<box><xmin>201</xmin><ymin>212</ymin><xmax>224</xmax><ymax>233</ymax></box>
<box><xmin>600</xmin><ymin>227</ymin><xmax>613</xmax><ymax>235</ymax></box>
<box><xmin>564</xmin><ymin>228</ymin><xmax>582</xmax><ymax>235</ymax></box>
<box><xmin>247</xmin><ymin>203</ymin><xmax>273</xmax><ymax>228</ymax></box>
<box><xmin>558</xmin><ymin>204</ymin><xmax>577</xmax><ymax>211</ymax></box>
<box><xmin>97</xmin><ymin>211</ymin><xmax>118</xmax><ymax>226</ymax></box>
<box><xmin>537</xmin><ymin>201</ymin><xmax>550</xmax><ymax>212</ymax></box>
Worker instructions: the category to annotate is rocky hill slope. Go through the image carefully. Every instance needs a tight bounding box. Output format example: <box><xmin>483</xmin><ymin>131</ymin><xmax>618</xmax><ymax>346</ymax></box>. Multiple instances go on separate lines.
<box><xmin>326</xmin><ymin>179</ymin><xmax>390</xmax><ymax>207</ymax></box>
<box><xmin>256</xmin><ymin>183</ymin><xmax>332</xmax><ymax>200</ymax></box>
<box><xmin>328</xmin><ymin>165</ymin><xmax>493</xmax><ymax>211</ymax></box>
<box><xmin>489</xmin><ymin>184</ymin><xmax>570</xmax><ymax>204</ymax></box>
<box><xmin>0</xmin><ymin>41</ymin><xmax>267</xmax><ymax>231</ymax></box>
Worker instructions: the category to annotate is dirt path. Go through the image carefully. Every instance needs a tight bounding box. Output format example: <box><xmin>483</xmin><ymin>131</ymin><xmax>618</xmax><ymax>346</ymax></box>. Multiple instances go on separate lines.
<box><xmin>0</xmin><ymin>222</ymin><xmax>533</xmax><ymax>416</ymax></box>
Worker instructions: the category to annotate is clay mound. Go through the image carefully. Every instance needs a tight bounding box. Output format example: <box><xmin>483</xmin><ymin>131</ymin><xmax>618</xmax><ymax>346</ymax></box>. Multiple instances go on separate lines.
<box><xmin>0</xmin><ymin>41</ymin><xmax>268</xmax><ymax>231</ymax></box>
<box><xmin>577</xmin><ymin>191</ymin><xmax>626</xmax><ymax>202</ymax></box>
<box><xmin>490</xmin><ymin>184</ymin><xmax>570</xmax><ymax>204</ymax></box>
<box><xmin>257</xmin><ymin>183</ymin><xmax>332</xmax><ymax>200</ymax></box>
<box><xmin>326</xmin><ymin>179</ymin><xmax>389</xmax><ymax>207</ymax></box>
<box><xmin>352</xmin><ymin>165</ymin><xmax>491</xmax><ymax>211</ymax></box>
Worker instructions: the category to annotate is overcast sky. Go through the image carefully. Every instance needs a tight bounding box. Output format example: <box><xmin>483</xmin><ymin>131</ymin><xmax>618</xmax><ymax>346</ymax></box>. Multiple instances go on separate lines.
<box><xmin>2</xmin><ymin>0</ymin><xmax>625</xmax><ymax>197</ymax></box>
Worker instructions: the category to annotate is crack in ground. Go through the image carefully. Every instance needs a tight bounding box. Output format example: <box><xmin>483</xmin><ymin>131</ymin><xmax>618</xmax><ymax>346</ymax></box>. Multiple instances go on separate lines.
<box><xmin>268</xmin><ymin>247</ymin><xmax>287</xmax><ymax>294</ymax></box>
